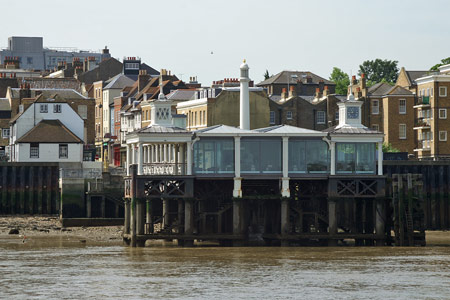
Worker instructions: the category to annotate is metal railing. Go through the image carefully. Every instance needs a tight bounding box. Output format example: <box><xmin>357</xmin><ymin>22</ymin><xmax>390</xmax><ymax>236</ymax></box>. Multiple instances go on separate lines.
<box><xmin>416</xmin><ymin>96</ymin><xmax>430</xmax><ymax>105</ymax></box>
<box><xmin>415</xmin><ymin>117</ymin><xmax>431</xmax><ymax>127</ymax></box>
<box><xmin>143</xmin><ymin>163</ymin><xmax>186</xmax><ymax>175</ymax></box>
<box><xmin>417</xmin><ymin>140</ymin><xmax>432</xmax><ymax>150</ymax></box>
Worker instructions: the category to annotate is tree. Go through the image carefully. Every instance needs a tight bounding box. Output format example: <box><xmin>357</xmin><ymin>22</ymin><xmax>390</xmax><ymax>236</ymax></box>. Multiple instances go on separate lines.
<box><xmin>382</xmin><ymin>142</ymin><xmax>400</xmax><ymax>153</ymax></box>
<box><xmin>329</xmin><ymin>67</ymin><xmax>350</xmax><ymax>95</ymax></box>
<box><xmin>358</xmin><ymin>59</ymin><xmax>399</xmax><ymax>87</ymax></box>
<box><xmin>263</xmin><ymin>69</ymin><xmax>271</xmax><ymax>80</ymax></box>
<box><xmin>430</xmin><ymin>57</ymin><xmax>450</xmax><ymax>71</ymax></box>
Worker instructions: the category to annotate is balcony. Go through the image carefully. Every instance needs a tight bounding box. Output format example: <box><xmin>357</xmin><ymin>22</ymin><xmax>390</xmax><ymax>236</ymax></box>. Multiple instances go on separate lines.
<box><xmin>143</xmin><ymin>163</ymin><xmax>187</xmax><ymax>175</ymax></box>
<box><xmin>414</xmin><ymin>96</ymin><xmax>431</xmax><ymax>108</ymax></box>
<box><xmin>414</xmin><ymin>140</ymin><xmax>432</xmax><ymax>152</ymax></box>
<box><xmin>413</xmin><ymin>118</ymin><xmax>431</xmax><ymax>130</ymax></box>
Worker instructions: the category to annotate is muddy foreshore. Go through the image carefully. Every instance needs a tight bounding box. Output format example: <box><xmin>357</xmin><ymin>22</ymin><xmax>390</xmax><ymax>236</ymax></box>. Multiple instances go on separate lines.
<box><xmin>0</xmin><ymin>215</ymin><xmax>123</xmax><ymax>244</ymax></box>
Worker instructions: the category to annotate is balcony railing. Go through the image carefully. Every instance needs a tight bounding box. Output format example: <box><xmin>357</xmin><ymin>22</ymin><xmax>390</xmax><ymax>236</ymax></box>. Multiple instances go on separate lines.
<box><xmin>416</xmin><ymin>140</ymin><xmax>432</xmax><ymax>150</ymax></box>
<box><xmin>414</xmin><ymin>117</ymin><xmax>431</xmax><ymax>128</ymax></box>
<box><xmin>143</xmin><ymin>163</ymin><xmax>187</xmax><ymax>175</ymax></box>
<box><xmin>415</xmin><ymin>96</ymin><xmax>430</xmax><ymax>106</ymax></box>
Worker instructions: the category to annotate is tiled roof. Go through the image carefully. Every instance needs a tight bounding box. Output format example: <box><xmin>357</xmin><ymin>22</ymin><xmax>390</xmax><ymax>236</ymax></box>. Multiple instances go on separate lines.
<box><xmin>166</xmin><ymin>89</ymin><xmax>196</xmax><ymax>101</ymax></box>
<box><xmin>10</xmin><ymin>88</ymin><xmax>87</xmax><ymax>100</ymax></box>
<box><xmin>387</xmin><ymin>85</ymin><xmax>413</xmax><ymax>95</ymax></box>
<box><xmin>257</xmin><ymin>70</ymin><xmax>334</xmax><ymax>86</ymax></box>
<box><xmin>367</xmin><ymin>82</ymin><xmax>393</xmax><ymax>96</ymax></box>
<box><xmin>104</xmin><ymin>74</ymin><xmax>135</xmax><ymax>89</ymax></box>
<box><xmin>406</xmin><ymin>70</ymin><xmax>428</xmax><ymax>84</ymax></box>
<box><xmin>16</xmin><ymin>119</ymin><xmax>82</xmax><ymax>143</ymax></box>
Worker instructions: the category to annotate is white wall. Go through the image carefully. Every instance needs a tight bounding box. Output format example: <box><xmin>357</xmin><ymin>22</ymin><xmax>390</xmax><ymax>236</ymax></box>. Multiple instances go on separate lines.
<box><xmin>13</xmin><ymin>103</ymin><xmax>84</xmax><ymax>142</ymax></box>
<box><xmin>17</xmin><ymin>143</ymin><xmax>82</xmax><ymax>162</ymax></box>
<box><xmin>103</xmin><ymin>89</ymin><xmax>121</xmax><ymax>135</ymax></box>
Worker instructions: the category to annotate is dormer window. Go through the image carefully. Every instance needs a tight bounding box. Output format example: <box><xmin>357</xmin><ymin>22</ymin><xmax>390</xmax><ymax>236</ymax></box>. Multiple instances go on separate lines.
<box><xmin>54</xmin><ymin>104</ymin><xmax>61</xmax><ymax>113</ymax></box>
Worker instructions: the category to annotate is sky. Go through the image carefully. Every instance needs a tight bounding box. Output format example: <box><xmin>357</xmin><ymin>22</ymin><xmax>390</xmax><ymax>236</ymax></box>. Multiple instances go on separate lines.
<box><xmin>2</xmin><ymin>0</ymin><xmax>450</xmax><ymax>85</ymax></box>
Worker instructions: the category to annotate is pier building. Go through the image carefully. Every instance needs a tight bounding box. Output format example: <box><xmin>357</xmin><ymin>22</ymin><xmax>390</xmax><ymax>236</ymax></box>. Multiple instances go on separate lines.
<box><xmin>122</xmin><ymin>61</ymin><xmax>385</xmax><ymax>247</ymax></box>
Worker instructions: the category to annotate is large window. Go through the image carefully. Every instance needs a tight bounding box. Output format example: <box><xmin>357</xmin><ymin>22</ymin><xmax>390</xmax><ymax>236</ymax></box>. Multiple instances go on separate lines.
<box><xmin>30</xmin><ymin>143</ymin><xmax>39</xmax><ymax>158</ymax></box>
<box><xmin>40</xmin><ymin>104</ymin><xmax>48</xmax><ymax>113</ymax></box>
<box><xmin>399</xmin><ymin>99</ymin><xmax>406</xmax><ymax>114</ymax></box>
<box><xmin>372</xmin><ymin>99</ymin><xmax>379</xmax><ymax>115</ymax></box>
<box><xmin>241</xmin><ymin>139</ymin><xmax>281</xmax><ymax>174</ymax></box>
<box><xmin>336</xmin><ymin>143</ymin><xmax>375</xmax><ymax>174</ymax></box>
<box><xmin>193</xmin><ymin>139</ymin><xmax>234</xmax><ymax>174</ymax></box>
<box><xmin>399</xmin><ymin>124</ymin><xmax>406</xmax><ymax>139</ymax></box>
<box><xmin>289</xmin><ymin>140</ymin><xmax>329</xmax><ymax>174</ymax></box>
<box><xmin>269</xmin><ymin>111</ymin><xmax>275</xmax><ymax>124</ymax></box>
<box><xmin>59</xmin><ymin>144</ymin><xmax>68</xmax><ymax>159</ymax></box>
<box><xmin>316</xmin><ymin>111</ymin><xmax>326</xmax><ymax>124</ymax></box>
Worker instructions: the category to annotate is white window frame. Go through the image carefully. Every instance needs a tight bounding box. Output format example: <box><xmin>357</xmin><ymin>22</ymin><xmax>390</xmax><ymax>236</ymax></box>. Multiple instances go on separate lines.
<box><xmin>53</xmin><ymin>103</ymin><xmax>62</xmax><ymax>113</ymax></box>
<box><xmin>439</xmin><ymin>131</ymin><xmax>447</xmax><ymax>141</ymax></box>
<box><xmin>316</xmin><ymin>111</ymin><xmax>326</xmax><ymax>124</ymax></box>
<box><xmin>439</xmin><ymin>108</ymin><xmax>447</xmax><ymax>119</ymax></box>
<box><xmin>2</xmin><ymin>128</ymin><xmax>10</xmax><ymax>138</ymax></box>
<box><xmin>439</xmin><ymin>86</ymin><xmax>447</xmax><ymax>97</ymax></box>
<box><xmin>371</xmin><ymin>99</ymin><xmax>379</xmax><ymax>115</ymax></box>
<box><xmin>30</xmin><ymin>143</ymin><xmax>39</xmax><ymax>158</ymax></box>
<box><xmin>59</xmin><ymin>144</ymin><xmax>68</xmax><ymax>159</ymax></box>
<box><xmin>40</xmin><ymin>104</ymin><xmax>48</xmax><ymax>113</ymax></box>
<box><xmin>269</xmin><ymin>111</ymin><xmax>275</xmax><ymax>124</ymax></box>
<box><xmin>286</xmin><ymin>111</ymin><xmax>293</xmax><ymax>120</ymax></box>
<box><xmin>399</xmin><ymin>99</ymin><xmax>406</xmax><ymax>114</ymax></box>
<box><xmin>399</xmin><ymin>124</ymin><xmax>406</xmax><ymax>140</ymax></box>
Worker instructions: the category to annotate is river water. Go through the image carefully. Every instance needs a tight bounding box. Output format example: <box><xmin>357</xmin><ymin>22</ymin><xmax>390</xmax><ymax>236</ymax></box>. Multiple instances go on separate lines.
<box><xmin>1</xmin><ymin>236</ymin><xmax>450</xmax><ymax>300</ymax></box>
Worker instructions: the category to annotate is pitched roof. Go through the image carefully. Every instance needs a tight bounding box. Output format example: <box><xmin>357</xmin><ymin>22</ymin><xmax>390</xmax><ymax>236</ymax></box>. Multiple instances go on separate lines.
<box><xmin>16</xmin><ymin>119</ymin><xmax>82</xmax><ymax>143</ymax></box>
<box><xmin>34</xmin><ymin>94</ymin><xmax>67</xmax><ymax>103</ymax></box>
<box><xmin>140</xmin><ymin>63</ymin><xmax>160</xmax><ymax>76</ymax></box>
<box><xmin>386</xmin><ymin>85</ymin><xmax>413</xmax><ymax>96</ymax></box>
<box><xmin>136</xmin><ymin>125</ymin><xmax>188</xmax><ymax>134</ymax></box>
<box><xmin>367</xmin><ymin>82</ymin><xmax>393</xmax><ymax>96</ymax></box>
<box><xmin>0</xmin><ymin>98</ymin><xmax>10</xmax><ymax>110</ymax></box>
<box><xmin>323</xmin><ymin>125</ymin><xmax>381</xmax><ymax>134</ymax></box>
<box><xmin>254</xmin><ymin>124</ymin><xmax>324</xmax><ymax>134</ymax></box>
<box><xmin>195</xmin><ymin>124</ymin><xmax>253</xmax><ymax>134</ymax></box>
<box><xmin>166</xmin><ymin>89</ymin><xmax>196</xmax><ymax>101</ymax></box>
<box><xmin>406</xmin><ymin>70</ymin><xmax>428</xmax><ymax>84</ymax></box>
<box><xmin>257</xmin><ymin>70</ymin><xmax>334</xmax><ymax>86</ymax></box>
<box><xmin>9</xmin><ymin>88</ymin><xmax>87</xmax><ymax>100</ymax></box>
<box><xmin>104</xmin><ymin>74</ymin><xmax>135</xmax><ymax>89</ymax></box>
<box><xmin>77</xmin><ymin>57</ymin><xmax>123</xmax><ymax>85</ymax></box>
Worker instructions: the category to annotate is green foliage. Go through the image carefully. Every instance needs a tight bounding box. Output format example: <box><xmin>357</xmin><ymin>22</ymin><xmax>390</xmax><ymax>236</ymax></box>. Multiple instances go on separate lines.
<box><xmin>430</xmin><ymin>57</ymin><xmax>450</xmax><ymax>71</ymax></box>
<box><xmin>329</xmin><ymin>67</ymin><xmax>350</xmax><ymax>95</ymax></box>
<box><xmin>263</xmin><ymin>69</ymin><xmax>271</xmax><ymax>80</ymax></box>
<box><xmin>358</xmin><ymin>59</ymin><xmax>399</xmax><ymax>87</ymax></box>
<box><xmin>382</xmin><ymin>142</ymin><xmax>400</xmax><ymax>153</ymax></box>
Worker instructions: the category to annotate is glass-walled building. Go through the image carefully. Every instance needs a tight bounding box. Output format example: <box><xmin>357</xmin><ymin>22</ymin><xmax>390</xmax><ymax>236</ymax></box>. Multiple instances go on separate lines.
<box><xmin>288</xmin><ymin>139</ymin><xmax>329</xmax><ymax>174</ymax></box>
<box><xmin>335</xmin><ymin>142</ymin><xmax>376</xmax><ymax>174</ymax></box>
<box><xmin>193</xmin><ymin>138</ymin><xmax>234</xmax><ymax>174</ymax></box>
<box><xmin>241</xmin><ymin>138</ymin><xmax>282</xmax><ymax>174</ymax></box>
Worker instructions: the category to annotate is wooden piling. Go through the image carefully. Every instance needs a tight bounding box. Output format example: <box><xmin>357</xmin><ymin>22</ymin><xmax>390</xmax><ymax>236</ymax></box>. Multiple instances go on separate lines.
<box><xmin>28</xmin><ymin>167</ymin><xmax>34</xmax><ymax>214</ymax></box>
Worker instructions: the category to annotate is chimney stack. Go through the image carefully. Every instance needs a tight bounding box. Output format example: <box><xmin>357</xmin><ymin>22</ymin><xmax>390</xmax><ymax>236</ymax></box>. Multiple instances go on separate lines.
<box><xmin>315</xmin><ymin>87</ymin><xmax>322</xmax><ymax>99</ymax></box>
<box><xmin>323</xmin><ymin>85</ymin><xmax>329</xmax><ymax>97</ymax></box>
<box><xmin>360</xmin><ymin>73</ymin><xmax>366</xmax><ymax>89</ymax></box>
<box><xmin>239</xmin><ymin>60</ymin><xmax>250</xmax><ymax>130</ymax></box>
<box><xmin>138</xmin><ymin>69</ymin><xmax>149</xmax><ymax>93</ymax></box>
<box><xmin>288</xmin><ymin>85</ymin><xmax>296</xmax><ymax>98</ymax></box>
<box><xmin>352</xmin><ymin>75</ymin><xmax>357</xmax><ymax>85</ymax></box>
<box><xmin>280</xmin><ymin>88</ymin><xmax>287</xmax><ymax>101</ymax></box>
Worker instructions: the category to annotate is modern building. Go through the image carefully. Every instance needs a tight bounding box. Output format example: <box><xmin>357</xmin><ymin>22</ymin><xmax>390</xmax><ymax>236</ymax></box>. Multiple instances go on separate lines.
<box><xmin>0</xmin><ymin>36</ymin><xmax>111</xmax><ymax>71</ymax></box>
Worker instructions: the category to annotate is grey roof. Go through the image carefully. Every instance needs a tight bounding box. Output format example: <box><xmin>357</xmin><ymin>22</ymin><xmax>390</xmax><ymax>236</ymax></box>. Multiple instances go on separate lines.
<box><xmin>367</xmin><ymin>82</ymin><xmax>393</xmax><ymax>96</ymax></box>
<box><xmin>136</xmin><ymin>125</ymin><xmax>188</xmax><ymax>134</ymax></box>
<box><xmin>387</xmin><ymin>85</ymin><xmax>413</xmax><ymax>95</ymax></box>
<box><xmin>104</xmin><ymin>74</ymin><xmax>135</xmax><ymax>89</ymax></box>
<box><xmin>323</xmin><ymin>125</ymin><xmax>381</xmax><ymax>134</ymax></box>
<box><xmin>141</xmin><ymin>63</ymin><xmax>160</xmax><ymax>76</ymax></box>
<box><xmin>167</xmin><ymin>89</ymin><xmax>197</xmax><ymax>101</ymax></box>
<box><xmin>257</xmin><ymin>70</ymin><xmax>334</xmax><ymax>86</ymax></box>
<box><xmin>254</xmin><ymin>124</ymin><xmax>324</xmax><ymax>134</ymax></box>
<box><xmin>406</xmin><ymin>70</ymin><xmax>428</xmax><ymax>84</ymax></box>
<box><xmin>195</xmin><ymin>124</ymin><xmax>253</xmax><ymax>134</ymax></box>
<box><xmin>10</xmin><ymin>88</ymin><xmax>87</xmax><ymax>99</ymax></box>
<box><xmin>0</xmin><ymin>98</ymin><xmax>10</xmax><ymax>110</ymax></box>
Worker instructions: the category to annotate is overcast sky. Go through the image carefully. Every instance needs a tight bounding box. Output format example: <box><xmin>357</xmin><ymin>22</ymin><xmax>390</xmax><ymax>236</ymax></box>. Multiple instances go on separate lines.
<box><xmin>2</xmin><ymin>0</ymin><xmax>449</xmax><ymax>84</ymax></box>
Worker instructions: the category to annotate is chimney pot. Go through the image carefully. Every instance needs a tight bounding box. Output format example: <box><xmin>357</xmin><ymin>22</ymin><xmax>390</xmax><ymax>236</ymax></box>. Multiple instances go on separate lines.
<box><xmin>352</xmin><ymin>75</ymin><xmax>356</xmax><ymax>80</ymax></box>
<box><xmin>282</xmin><ymin>88</ymin><xmax>287</xmax><ymax>93</ymax></box>
<box><xmin>316</xmin><ymin>87</ymin><xmax>320</xmax><ymax>92</ymax></box>
<box><xmin>361</xmin><ymin>73</ymin><xmax>365</xmax><ymax>78</ymax></box>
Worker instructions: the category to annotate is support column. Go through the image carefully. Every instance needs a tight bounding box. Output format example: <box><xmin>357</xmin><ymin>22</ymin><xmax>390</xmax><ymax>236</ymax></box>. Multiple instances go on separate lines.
<box><xmin>233</xmin><ymin>197</ymin><xmax>245</xmax><ymax>246</ymax></box>
<box><xmin>281</xmin><ymin>137</ymin><xmax>290</xmax><ymax>198</ymax></box>
<box><xmin>180</xmin><ymin>144</ymin><xmax>186</xmax><ymax>175</ymax></box>
<box><xmin>375</xmin><ymin>198</ymin><xmax>386</xmax><ymax>246</ymax></box>
<box><xmin>130</xmin><ymin>165</ymin><xmax>137</xmax><ymax>247</ymax></box>
<box><xmin>163</xmin><ymin>198</ymin><xmax>170</xmax><ymax>229</ymax></box>
<box><xmin>174</xmin><ymin>145</ymin><xmax>179</xmax><ymax>175</ymax></box>
<box><xmin>378</xmin><ymin>141</ymin><xmax>383</xmax><ymax>176</ymax></box>
<box><xmin>186</xmin><ymin>141</ymin><xmax>193</xmax><ymax>175</ymax></box>
<box><xmin>328</xmin><ymin>199</ymin><xmax>337</xmax><ymax>246</ymax></box>
<box><xmin>184</xmin><ymin>198</ymin><xmax>194</xmax><ymax>247</ymax></box>
<box><xmin>146</xmin><ymin>199</ymin><xmax>153</xmax><ymax>234</ymax></box>
<box><xmin>136</xmin><ymin>199</ymin><xmax>145</xmax><ymax>236</ymax></box>
<box><xmin>163</xmin><ymin>144</ymin><xmax>168</xmax><ymax>163</ymax></box>
<box><xmin>138</xmin><ymin>143</ymin><xmax>144</xmax><ymax>175</ymax></box>
<box><xmin>101</xmin><ymin>195</ymin><xmax>105</xmax><ymax>218</ymax></box>
<box><xmin>124</xmin><ymin>199</ymin><xmax>130</xmax><ymax>235</ymax></box>
<box><xmin>233</xmin><ymin>137</ymin><xmax>242</xmax><ymax>198</ymax></box>
<box><xmin>126</xmin><ymin>144</ymin><xmax>131</xmax><ymax>176</ymax></box>
<box><xmin>281</xmin><ymin>197</ymin><xmax>290</xmax><ymax>246</ymax></box>
<box><xmin>86</xmin><ymin>195</ymin><xmax>92</xmax><ymax>218</ymax></box>
<box><xmin>330</xmin><ymin>141</ymin><xmax>336</xmax><ymax>176</ymax></box>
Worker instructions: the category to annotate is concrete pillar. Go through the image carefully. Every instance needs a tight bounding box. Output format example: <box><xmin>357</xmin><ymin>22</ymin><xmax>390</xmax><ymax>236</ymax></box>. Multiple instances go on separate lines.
<box><xmin>163</xmin><ymin>144</ymin><xmax>167</xmax><ymax>163</ymax></box>
<box><xmin>143</xmin><ymin>146</ymin><xmax>147</xmax><ymax>163</ymax></box>
<box><xmin>163</xmin><ymin>198</ymin><xmax>170</xmax><ymax>229</ymax></box>
<box><xmin>330</xmin><ymin>141</ymin><xmax>336</xmax><ymax>175</ymax></box>
<box><xmin>131</xmin><ymin>197</ymin><xmax>136</xmax><ymax>247</ymax></box>
<box><xmin>177</xmin><ymin>199</ymin><xmax>184</xmax><ymax>233</ymax></box>
<box><xmin>375</xmin><ymin>198</ymin><xmax>385</xmax><ymax>246</ymax></box>
<box><xmin>328</xmin><ymin>199</ymin><xmax>337</xmax><ymax>246</ymax></box>
<box><xmin>146</xmin><ymin>199</ymin><xmax>153</xmax><ymax>234</ymax></box>
<box><xmin>233</xmin><ymin>178</ymin><xmax>242</xmax><ymax>198</ymax></box>
<box><xmin>378</xmin><ymin>141</ymin><xmax>383</xmax><ymax>176</ymax></box>
<box><xmin>101</xmin><ymin>195</ymin><xmax>105</xmax><ymax>218</ymax></box>
<box><xmin>281</xmin><ymin>197</ymin><xmax>290</xmax><ymax>235</ymax></box>
<box><xmin>234</xmin><ymin>137</ymin><xmax>241</xmax><ymax>178</ymax></box>
<box><xmin>281</xmin><ymin>178</ymin><xmax>290</xmax><ymax>197</ymax></box>
<box><xmin>180</xmin><ymin>144</ymin><xmax>186</xmax><ymax>174</ymax></box>
<box><xmin>136</xmin><ymin>200</ymin><xmax>145</xmax><ymax>236</ymax></box>
<box><xmin>184</xmin><ymin>199</ymin><xmax>194</xmax><ymax>247</ymax></box>
<box><xmin>138</xmin><ymin>143</ymin><xmax>144</xmax><ymax>175</ymax></box>
<box><xmin>233</xmin><ymin>198</ymin><xmax>245</xmax><ymax>246</ymax></box>
<box><xmin>126</xmin><ymin>144</ymin><xmax>131</xmax><ymax>176</ymax></box>
<box><xmin>86</xmin><ymin>195</ymin><xmax>92</xmax><ymax>218</ymax></box>
<box><xmin>186</xmin><ymin>141</ymin><xmax>193</xmax><ymax>175</ymax></box>
<box><xmin>174</xmin><ymin>145</ymin><xmax>179</xmax><ymax>175</ymax></box>
<box><xmin>124</xmin><ymin>200</ymin><xmax>130</xmax><ymax>235</ymax></box>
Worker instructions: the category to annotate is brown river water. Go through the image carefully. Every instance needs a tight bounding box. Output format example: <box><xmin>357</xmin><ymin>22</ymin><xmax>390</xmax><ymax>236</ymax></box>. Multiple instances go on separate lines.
<box><xmin>1</xmin><ymin>236</ymin><xmax>450</xmax><ymax>300</ymax></box>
